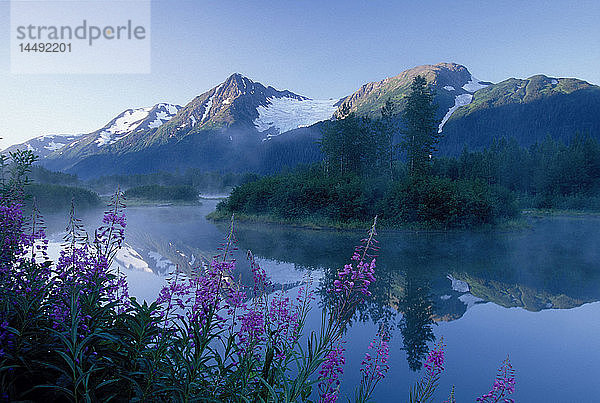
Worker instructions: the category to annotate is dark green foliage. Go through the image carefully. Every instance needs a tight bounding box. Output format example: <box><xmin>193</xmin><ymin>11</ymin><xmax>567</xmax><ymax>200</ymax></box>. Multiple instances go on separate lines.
<box><xmin>124</xmin><ymin>184</ymin><xmax>198</xmax><ymax>202</ymax></box>
<box><xmin>216</xmin><ymin>163</ymin><xmax>516</xmax><ymax>228</ymax></box>
<box><xmin>0</xmin><ymin>149</ymin><xmax>37</xmax><ymax>199</ymax></box>
<box><xmin>381</xmin><ymin>176</ymin><xmax>517</xmax><ymax>227</ymax></box>
<box><xmin>30</xmin><ymin>165</ymin><xmax>80</xmax><ymax>186</ymax></box>
<box><xmin>433</xmin><ymin>134</ymin><xmax>600</xmax><ymax>209</ymax></box>
<box><xmin>401</xmin><ymin>76</ymin><xmax>440</xmax><ymax>175</ymax></box>
<box><xmin>25</xmin><ymin>183</ymin><xmax>102</xmax><ymax>211</ymax></box>
<box><xmin>219</xmin><ymin>165</ymin><xmax>387</xmax><ymax>223</ymax></box>
<box><xmin>438</xmin><ymin>76</ymin><xmax>600</xmax><ymax>155</ymax></box>
<box><xmin>319</xmin><ymin>108</ymin><xmax>391</xmax><ymax>178</ymax></box>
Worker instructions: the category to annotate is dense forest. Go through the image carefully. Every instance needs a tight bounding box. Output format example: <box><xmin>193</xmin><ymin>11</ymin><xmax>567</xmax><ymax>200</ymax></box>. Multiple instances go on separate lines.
<box><xmin>214</xmin><ymin>76</ymin><xmax>600</xmax><ymax>228</ymax></box>
<box><xmin>433</xmin><ymin>134</ymin><xmax>600</xmax><ymax>210</ymax></box>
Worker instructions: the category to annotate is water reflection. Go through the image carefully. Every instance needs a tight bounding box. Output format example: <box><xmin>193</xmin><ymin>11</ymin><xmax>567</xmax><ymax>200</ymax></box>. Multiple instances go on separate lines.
<box><xmin>36</xmin><ymin>203</ymin><xmax>600</xmax><ymax>401</ymax></box>
<box><xmin>398</xmin><ymin>275</ymin><xmax>435</xmax><ymax>372</ymax></box>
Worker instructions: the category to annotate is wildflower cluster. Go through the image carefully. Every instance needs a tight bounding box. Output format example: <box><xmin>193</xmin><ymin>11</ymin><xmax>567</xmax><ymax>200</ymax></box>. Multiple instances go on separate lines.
<box><xmin>0</xmin><ymin>153</ymin><xmax>517</xmax><ymax>402</ymax></box>
<box><xmin>318</xmin><ymin>344</ymin><xmax>346</xmax><ymax>402</ymax></box>
<box><xmin>424</xmin><ymin>338</ymin><xmax>445</xmax><ymax>378</ymax></box>
<box><xmin>408</xmin><ymin>338</ymin><xmax>446</xmax><ymax>403</ymax></box>
<box><xmin>355</xmin><ymin>330</ymin><xmax>390</xmax><ymax>401</ymax></box>
<box><xmin>476</xmin><ymin>356</ymin><xmax>516</xmax><ymax>403</ymax></box>
<box><xmin>0</xmin><ymin>317</ymin><xmax>12</xmax><ymax>358</ymax></box>
<box><xmin>331</xmin><ymin>217</ymin><xmax>378</xmax><ymax>322</ymax></box>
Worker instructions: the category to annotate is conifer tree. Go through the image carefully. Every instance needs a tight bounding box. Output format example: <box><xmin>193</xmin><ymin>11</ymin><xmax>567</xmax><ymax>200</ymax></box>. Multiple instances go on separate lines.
<box><xmin>401</xmin><ymin>75</ymin><xmax>439</xmax><ymax>176</ymax></box>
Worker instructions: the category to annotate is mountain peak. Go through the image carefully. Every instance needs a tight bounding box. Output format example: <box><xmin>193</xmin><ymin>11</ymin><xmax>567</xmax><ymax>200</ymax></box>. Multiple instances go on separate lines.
<box><xmin>335</xmin><ymin>62</ymin><xmax>489</xmax><ymax>120</ymax></box>
<box><xmin>221</xmin><ymin>72</ymin><xmax>254</xmax><ymax>92</ymax></box>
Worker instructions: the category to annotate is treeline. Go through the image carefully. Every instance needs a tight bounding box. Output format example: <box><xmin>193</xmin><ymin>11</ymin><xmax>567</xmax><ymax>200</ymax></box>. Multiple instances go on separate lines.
<box><xmin>29</xmin><ymin>165</ymin><xmax>80</xmax><ymax>186</ymax></box>
<box><xmin>0</xmin><ymin>153</ymin><xmax>101</xmax><ymax>212</ymax></box>
<box><xmin>433</xmin><ymin>133</ymin><xmax>600</xmax><ymax>209</ymax></box>
<box><xmin>26</xmin><ymin>166</ymin><xmax>101</xmax><ymax>211</ymax></box>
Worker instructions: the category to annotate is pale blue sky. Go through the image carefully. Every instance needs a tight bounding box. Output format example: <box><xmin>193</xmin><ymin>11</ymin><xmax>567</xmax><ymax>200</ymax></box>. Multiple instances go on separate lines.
<box><xmin>1</xmin><ymin>0</ymin><xmax>599</xmax><ymax>148</ymax></box>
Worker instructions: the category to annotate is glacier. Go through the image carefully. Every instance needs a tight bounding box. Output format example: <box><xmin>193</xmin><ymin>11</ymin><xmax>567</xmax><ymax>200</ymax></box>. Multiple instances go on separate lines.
<box><xmin>462</xmin><ymin>75</ymin><xmax>488</xmax><ymax>93</ymax></box>
<box><xmin>438</xmin><ymin>93</ymin><xmax>473</xmax><ymax>133</ymax></box>
<box><xmin>254</xmin><ymin>97</ymin><xmax>338</xmax><ymax>135</ymax></box>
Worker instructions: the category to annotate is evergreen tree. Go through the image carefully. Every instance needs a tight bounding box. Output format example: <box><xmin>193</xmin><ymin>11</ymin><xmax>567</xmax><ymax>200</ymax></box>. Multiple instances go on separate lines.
<box><xmin>380</xmin><ymin>98</ymin><xmax>399</xmax><ymax>179</ymax></box>
<box><xmin>319</xmin><ymin>105</ymin><xmax>383</xmax><ymax>177</ymax></box>
<box><xmin>401</xmin><ymin>75</ymin><xmax>440</xmax><ymax>176</ymax></box>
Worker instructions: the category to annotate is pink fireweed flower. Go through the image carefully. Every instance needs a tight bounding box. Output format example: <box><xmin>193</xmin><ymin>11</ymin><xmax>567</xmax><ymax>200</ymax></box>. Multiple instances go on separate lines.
<box><xmin>238</xmin><ymin>308</ymin><xmax>265</xmax><ymax>354</ymax></box>
<box><xmin>265</xmin><ymin>289</ymin><xmax>305</xmax><ymax>359</ymax></box>
<box><xmin>356</xmin><ymin>329</ymin><xmax>390</xmax><ymax>401</ymax></box>
<box><xmin>329</xmin><ymin>217</ymin><xmax>378</xmax><ymax>321</ymax></box>
<box><xmin>247</xmin><ymin>250</ymin><xmax>271</xmax><ymax>296</ymax></box>
<box><xmin>424</xmin><ymin>339</ymin><xmax>445</xmax><ymax>377</ymax></box>
<box><xmin>317</xmin><ymin>344</ymin><xmax>345</xmax><ymax>403</ymax></box>
<box><xmin>360</xmin><ymin>331</ymin><xmax>390</xmax><ymax>380</ymax></box>
<box><xmin>476</xmin><ymin>356</ymin><xmax>515</xmax><ymax>403</ymax></box>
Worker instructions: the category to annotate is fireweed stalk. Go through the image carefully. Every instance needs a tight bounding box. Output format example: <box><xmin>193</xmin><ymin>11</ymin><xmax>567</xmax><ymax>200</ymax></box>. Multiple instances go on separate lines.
<box><xmin>476</xmin><ymin>356</ymin><xmax>515</xmax><ymax>403</ymax></box>
<box><xmin>289</xmin><ymin>217</ymin><xmax>380</xmax><ymax>403</ymax></box>
<box><xmin>355</xmin><ymin>329</ymin><xmax>390</xmax><ymax>402</ymax></box>
<box><xmin>408</xmin><ymin>338</ymin><xmax>446</xmax><ymax>403</ymax></box>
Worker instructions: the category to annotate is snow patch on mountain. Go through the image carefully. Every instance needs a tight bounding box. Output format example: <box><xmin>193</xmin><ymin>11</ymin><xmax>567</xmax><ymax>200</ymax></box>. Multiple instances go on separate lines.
<box><xmin>148</xmin><ymin>109</ymin><xmax>177</xmax><ymax>129</ymax></box>
<box><xmin>2</xmin><ymin>133</ymin><xmax>84</xmax><ymax>156</ymax></box>
<box><xmin>44</xmin><ymin>141</ymin><xmax>66</xmax><ymax>151</ymax></box>
<box><xmin>202</xmin><ymin>95</ymin><xmax>214</xmax><ymax>123</ymax></box>
<box><xmin>164</xmin><ymin>104</ymin><xmax>179</xmax><ymax>115</ymax></box>
<box><xmin>95</xmin><ymin>108</ymin><xmax>152</xmax><ymax>146</ymax></box>
<box><xmin>551</xmin><ymin>79</ymin><xmax>558</xmax><ymax>85</ymax></box>
<box><xmin>109</xmin><ymin>108</ymin><xmax>152</xmax><ymax>134</ymax></box>
<box><xmin>95</xmin><ymin>104</ymin><xmax>179</xmax><ymax>147</ymax></box>
<box><xmin>254</xmin><ymin>97</ymin><xmax>338</xmax><ymax>135</ymax></box>
<box><xmin>462</xmin><ymin>75</ymin><xmax>488</xmax><ymax>93</ymax></box>
<box><xmin>438</xmin><ymin>94</ymin><xmax>473</xmax><ymax>133</ymax></box>
<box><xmin>443</xmin><ymin>85</ymin><xmax>455</xmax><ymax>91</ymax></box>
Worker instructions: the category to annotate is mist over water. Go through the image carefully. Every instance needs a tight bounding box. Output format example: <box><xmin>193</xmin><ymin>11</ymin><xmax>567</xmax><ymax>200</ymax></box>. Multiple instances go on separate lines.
<box><xmin>42</xmin><ymin>201</ymin><xmax>600</xmax><ymax>401</ymax></box>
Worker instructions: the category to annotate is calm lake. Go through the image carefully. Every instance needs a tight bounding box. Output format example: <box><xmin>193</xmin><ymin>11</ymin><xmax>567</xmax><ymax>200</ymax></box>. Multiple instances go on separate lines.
<box><xmin>43</xmin><ymin>200</ymin><xmax>600</xmax><ymax>402</ymax></box>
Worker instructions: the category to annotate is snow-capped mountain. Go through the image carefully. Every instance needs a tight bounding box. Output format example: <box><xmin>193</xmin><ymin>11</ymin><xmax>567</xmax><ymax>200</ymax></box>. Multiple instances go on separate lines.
<box><xmin>9</xmin><ymin>63</ymin><xmax>599</xmax><ymax>178</ymax></box>
<box><xmin>148</xmin><ymin>73</ymin><xmax>340</xmax><ymax>145</ymax></box>
<box><xmin>94</xmin><ymin>103</ymin><xmax>180</xmax><ymax>147</ymax></box>
<box><xmin>2</xmin><ymin>133</ymin><xmax>85</xmax><ymax>159</ymax></box>
<box><xmin>4</xmin><ymin>103</ymin><xmax>181</xmax><ymax>163</ymax></box>
<box><xmin>49</xmin><ymin>103</ymin><xmax>181</xmax><ymax>161</ymax></box>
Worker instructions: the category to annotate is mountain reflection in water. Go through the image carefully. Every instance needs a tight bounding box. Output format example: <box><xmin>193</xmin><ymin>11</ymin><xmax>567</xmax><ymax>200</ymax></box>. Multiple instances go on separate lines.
<box><xmin>42</xmin><ymin>202</ymin><xmax>600</xmax><ymax>401</ymax></box>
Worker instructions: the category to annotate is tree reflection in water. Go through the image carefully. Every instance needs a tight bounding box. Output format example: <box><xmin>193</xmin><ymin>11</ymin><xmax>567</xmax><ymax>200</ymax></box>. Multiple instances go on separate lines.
<box><xmin>398</xmin><ymin>275</ymin><xmax>436</xmax><ymax>371</ymax></box>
